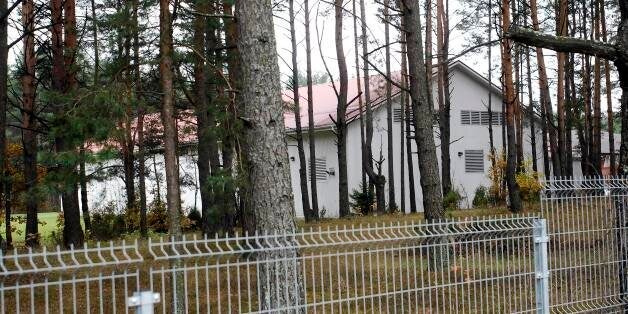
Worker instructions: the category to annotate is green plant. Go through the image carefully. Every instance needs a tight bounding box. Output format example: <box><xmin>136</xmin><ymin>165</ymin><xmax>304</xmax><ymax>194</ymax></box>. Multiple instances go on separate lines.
<box><xmin>147</xmin><ymin>200</ymin><xmax>168</xmax><ymax>233</ymax></box>
<box><xmin>186</xmin><ymin>208</ymin><xmax>202</xmax><ymax>231</ymax></box>
<box><xmin>443</xmin><ymin>189</ymin><xmax>462</xmax><ymax>211</ymax></box>
<box><xmin>472</xmin><ymin>186</ymin><xmax>490</xmax><ymax>208</ymax></box>
<box><xmin>349</xmin><ymin>184</ymin><xmax>374</xmax><ymax>215</ymax></box>
<box><xmin>89</xmin><ymin>202</ymin><xmax>127</xmax><ymax>241</ymax></box>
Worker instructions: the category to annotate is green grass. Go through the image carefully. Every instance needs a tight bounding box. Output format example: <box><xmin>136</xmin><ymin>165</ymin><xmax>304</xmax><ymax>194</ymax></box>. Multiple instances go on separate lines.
<box><xmin>1</xmin><ymin>212</ymin><xmax>61</xmax><ymax>244</ymax></box>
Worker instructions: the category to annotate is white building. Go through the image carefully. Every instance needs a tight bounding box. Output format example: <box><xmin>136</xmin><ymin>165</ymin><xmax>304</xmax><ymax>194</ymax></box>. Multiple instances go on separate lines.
<box><xmin>85</xmin><ymin>61</ymin><xmax>550</xmax><ymax>216</ymax></box>
<box><xmin>284</xmin><ymin>61</ymin><xmax>545</xmax><ymax>217</ymax></box>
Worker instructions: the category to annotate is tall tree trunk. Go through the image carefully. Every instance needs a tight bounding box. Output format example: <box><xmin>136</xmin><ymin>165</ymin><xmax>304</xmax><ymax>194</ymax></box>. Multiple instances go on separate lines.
<box><xmin>401</xmin><ymin>0</ymin><xmax>444</xmax><ymax>220</ymax></box>
<box><xmin>556</xmin><ymin>0</ymin><xmax>568</xmax><ymax>176</ymax></box>
<box><xmin>526</xmin><ymin>48</ymin><xmax>538</xmax><ymax>172</ymax></box>
<box><xmin>236</xmin><ymin>0</ymin><xmax>304</xmax><ymax>309</ymax></box>
<box><xmin>159</xmin><ymin>1</ymin><xmax>184</xmax><ymax>310</ymax></box>
<box><xmin>488</xmin><ymin>8</ymin><xmax>496</xmax><ymax>168</ymax></box>
<box><xmin>352</xmin><ymin>0</ymin><xmax>367</xmax><ymax>207</ymax></box>
<box><xmin>334</xmin><ymin>0</ymin><xmax>350</xmax><ymax>217</ymax></box>
<box><xmin>22</xmin><ymin>0</ymin><xmax>38</xmax><ymax>247</ymax></box>
<box><xmin>600</xmin><ymin>0</ymin><xmax>615</xmax><ymax>175</ymax></box>
<box><xmin>436</xmin><ymin>0</ymin><xmax>452</xmax><ymax>196</ymax></box>
<box><xmin>398</xmin><ymin>24</ymin><xmax>406</xmax><ymax>214</ymax></box>
<box><xmin>501</xmin><ymin>0</ymin><xmax>522</xmax><ymax>212</ymax></box>
<box><xmin>159</xmin><ymin>0</ymin><xmax>182</xmax><ymax>237</ymax></box>
<box><xmin>384</xmin><ymin>0</ymin><xmax>396</xmax><ymax>212</ymax></box>
<box><xmin>401</xmin><ymin>38</ymin><xmax>417</xmax><ymax>214</ymax></box>
<box><xmin>193</xmin><ymin>0</ymin><xmax>212</xmax><ymax>234</ymax></box>
<box><xmin>51</xmin><ymin>0</ymin><xmax>84</xmax><ymax>248</ymax></box>
<box><xmin>360</xmin><ymin>0</ymin><xmax>375</xmax><ymax>202</ymax></box>
<box><xmin>79</xmin><ymin>147</ymin><xmax>91</xmax><ymax>231</ymax></box>
<box><xmin>0</xmin><ymin>0</ymin><xmax>8</xmax><ymax>247</ymax></box>
<box><xmin>530</xmin><ymin>0</ymin><xmax>561</xmax><ymax>177</ymax></box>
<box><xmin>425</xmin><ymin>0</ymin><xmax>432</xmax><ymax>86</ymax></box>
<box><xmin>592</xmin><ymin>4</ymin><xmax>602</xmax><ymax>176</ymax></box>
<box><xmin>222</xmin><ymin>2</ymin><xmax>246</xmax><ymax>229</ymax></box>
<box><xmin>131</xmin><ymin>0</ymin><xmax>146</xmax><ymax>237</ymax></box>
<box><xmin>540</xmin><ymin>96</ymin><xmax>551</xmax><ymax>178</ymax></box>
<box><xmin>304</xmin><ymin>0</ymin><xmax>319</xmax><ymax>220</ymax></box>
<box><xmin>289</xmin><ymin>0</ymin><xmax>311</xmax><ymax>218</ymax></box>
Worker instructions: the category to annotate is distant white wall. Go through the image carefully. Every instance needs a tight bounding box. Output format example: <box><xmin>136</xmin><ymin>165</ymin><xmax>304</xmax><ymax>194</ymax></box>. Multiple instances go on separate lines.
<box><xmin>288</xmin><ymin>65</ymin><xmax>546</xmax><ymax>217</ymax></box>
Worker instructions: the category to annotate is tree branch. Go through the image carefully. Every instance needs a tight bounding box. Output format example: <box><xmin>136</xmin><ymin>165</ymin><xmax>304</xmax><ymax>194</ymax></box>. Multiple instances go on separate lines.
<box><xmin>506</xmin><ymin>27</ymin><xmax>619</xmax><ymax>61</ymax></box>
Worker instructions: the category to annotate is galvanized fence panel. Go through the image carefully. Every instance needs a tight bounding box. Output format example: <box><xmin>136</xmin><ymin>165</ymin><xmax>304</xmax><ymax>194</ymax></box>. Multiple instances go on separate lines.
<box><xmin>541</xmin><ymin>176</ymin><xmax>628</xmax><ymax>313</ymax></box>
<box><xmin>0</xmin><ymin>215</ymin><xmax>541</xmax><ymax>313</ymax></box>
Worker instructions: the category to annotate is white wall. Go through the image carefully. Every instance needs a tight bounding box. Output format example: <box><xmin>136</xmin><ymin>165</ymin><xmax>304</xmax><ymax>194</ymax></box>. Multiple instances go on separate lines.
<box><xmin>84</xmin><ymin>65</ymin><xmax>546</xmax><ymax>218</ymax></box>
<box><xmin>288</xmin><ymin>64</ymin><xmax>546</xmax><ymax>217</ymax></box>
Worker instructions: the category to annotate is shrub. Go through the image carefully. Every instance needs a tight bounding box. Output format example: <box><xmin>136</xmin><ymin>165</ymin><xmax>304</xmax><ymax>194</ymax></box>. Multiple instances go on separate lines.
<box><xmin>186</xmin><ymin>208</ymin><xmax>202</xmax><ymax>231</ymax></box>
<box><xmin>515</xmin><ymin>160</ymin><xmax>542</xmax><ymax>202</ymax></box>
<box><xmin>89</xmin><ymin>201</ymin><xmax>127</xmax><ymax>241</ymax></box>
<box><xmin>349</xmin><ymin>184</ymin><xmax>374</xmax><ymax>215</ymax></box>
<box><xmin>147</xmin><ymin>200</ymin><xmax>168</xmax><ymax>233</ymax></box>
<box><xmin>472</xmin><ymin>186</ymin><xmax>489</xmax><ymax>208</ymax></box>
<box><xmin>443</xmin><ymin>189</ymin><xmax>462</xmax><ymax>211</ymax></box>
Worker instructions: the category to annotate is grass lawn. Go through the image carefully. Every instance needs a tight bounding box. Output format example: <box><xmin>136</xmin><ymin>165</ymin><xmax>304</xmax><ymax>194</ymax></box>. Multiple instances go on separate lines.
<box><xmin>1</xmin><ymin>212</ymin><xmax>62</xmax><ymax>244</ymax></box>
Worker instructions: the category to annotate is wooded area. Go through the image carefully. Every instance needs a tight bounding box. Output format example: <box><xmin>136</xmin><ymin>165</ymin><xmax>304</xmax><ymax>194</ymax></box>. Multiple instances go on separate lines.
<box><xmin>0</xmin><ymin>0</ymin><xmax>623</xmax><ymax>258</ymax></box>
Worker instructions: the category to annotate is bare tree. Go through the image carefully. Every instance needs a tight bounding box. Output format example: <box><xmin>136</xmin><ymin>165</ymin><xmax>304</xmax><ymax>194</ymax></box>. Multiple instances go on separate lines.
<box><xmin>236</xmin><ymin>0</ymin><xmax>304</xmax><ymax>309</ymax></box>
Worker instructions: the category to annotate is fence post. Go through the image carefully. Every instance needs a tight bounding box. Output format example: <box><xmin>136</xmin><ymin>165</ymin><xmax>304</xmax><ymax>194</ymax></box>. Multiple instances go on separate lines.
<box><xmin>533</xmin><ymin>218</ymin><xmax>550</xmax><ymax>314</ymax></box>
<box><xmin>127</xmin><ymin>291</ymin><xmax>160</xmax><ymax>314</ymax></box>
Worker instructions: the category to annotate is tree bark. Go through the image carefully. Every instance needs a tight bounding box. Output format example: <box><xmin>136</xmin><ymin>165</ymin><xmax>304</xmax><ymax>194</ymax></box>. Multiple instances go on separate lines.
<box><xmin>353</xmin><ymin>0</ymin><xmax>368</xmax><ymax>213</ymax></box>
<box><xmin>79</xmin><ymin>147</ymin><xmax>91</xmax><ymax>231</ymax></box>
<box><xmin>436</xmin><ymin>0</ymin><xmax>452</xmax><ymax>196</ymax></box>
<box><xmin>401</xmin><ymin>37</ymin><xmax>417</xmax><ymax>214</ymax></box>
<box><xmin>334</xmin><ymin>0</ymin><xmax>350</xmax><ymax>217</ymax></box>
<box><xmin>0</xmin><ymin>0</ymin><xmax>7</xmax><ymax>247</ymax></box>
<box><xmin>236</xmin><ymin>0</ymin><xmax>304</xmax><ymax>310</ymax></box>
<box><xmin>159</xmin><ymin>0</ymin><xmax>182</xmax><ymax>237</ymax></box>
<box><xmin>501</xmin><ymin>0</ymin><xmax>522</xmax><ymax>212</ymax></box>
<box><xmin>289</xmin><ymin>0</ymin><xmax>311</xmax><ymax>218</ymax></box>
<box><xmin>401</xmin><ymin>0</ymin><xmax>444</xmax><ymax>220</ymax></box>
<box><xmin>360</xmin><ymin>0</ymin><xmax>375</xmax><ymax>203</ymax></box>
<box><xmin>51</xmin><ymin>0</ymin><xmax>84</xmax><ymax>248</ymax></box>
<box><xmin>193</xmin><ymin>0</ymin><xmax>212</xmax><ymax>235</ymax></box>
<box><xmin>304</xmin><ymin>0</ymin><xmax>319</xmax><ymax>220</ymax></box>
<box><xmin>22</xmin><ymin>0</ymin><xmax>38</xmax><ymax>247</ymax></box>
<box><xmin>600</xmin><ymin>0</ymin><xmax>616</xmax><ymax>175</ymax></box>
<box><xmin>384</xmin><ymin>0</ymin><xmax>396</xmax><ymax>212</ymax></box>
<box><xmin>528</xmin><ymin>0</ymin><xmax>562</xmax><ymax>176</ymax></box>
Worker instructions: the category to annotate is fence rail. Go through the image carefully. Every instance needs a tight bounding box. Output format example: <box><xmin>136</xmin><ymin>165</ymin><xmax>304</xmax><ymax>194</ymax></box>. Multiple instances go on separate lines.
<box><xmin>540</xmin><ymin>176</ymin><xmax>628</xmax><ymax>313</ymax></box>
<box><xmin>1</xmin><ymin>215</ymin><xmax>543</xmax><ymax>313</ymax></box>
<box><xmin>0</xmin><ymin>176</ymin><xmax>626</xmax><ymax>313</ymax></box>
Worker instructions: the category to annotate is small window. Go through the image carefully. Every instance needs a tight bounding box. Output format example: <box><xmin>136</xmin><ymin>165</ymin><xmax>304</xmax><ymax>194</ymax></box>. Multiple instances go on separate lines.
<box><xmin>393</xmin><ymin>108</ymin><xmax>414</xmax><ymax>123</ymax></box>
<box><xmin>308</xmin><ymin>158</ymin><xmax>327</xmax><ymax>181</ymax></box>
<box><xmin>465</xmin><ymin>150</ymin><xmax>484</xmax><ymax>173</ymax></box>
<box><xmin>461</xmin><ymin>110</ymin><xmax>503</xmax><ymax>126</ymax></box>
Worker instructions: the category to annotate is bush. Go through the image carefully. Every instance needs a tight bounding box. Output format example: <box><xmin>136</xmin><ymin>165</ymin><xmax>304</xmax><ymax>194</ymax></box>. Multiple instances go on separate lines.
<box><xmin>443</xmin><ymin>189</ymin><xmax>462</xmax><ymax>211</ymax></box>
<box><xmin>515</xmin><ymin>160</ymin><xmax>542</xmax><ymax>202</ymax></box>
<box><xmin>147</xmin><ymin>200</ymin><xmax>169</xmax><ymax>233</ymax></box>
<box><xmin>187</xmin><ymin>208</ymin><xmax>202</xmax><ymax>231</ymax></box>
<box><xmin>472</xmin><ymin>186</ymin><xmax>490</xmax><ymax>208</ymax></box>
<box><xmin>349</xmin><ymin>184</ymin><xmax>374</xmax><ymax>215</ymax></box>
<box><xmin>89</xmin><ymin>202</ymin><xmax>127</xmax><ymax>241</ymax></box>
